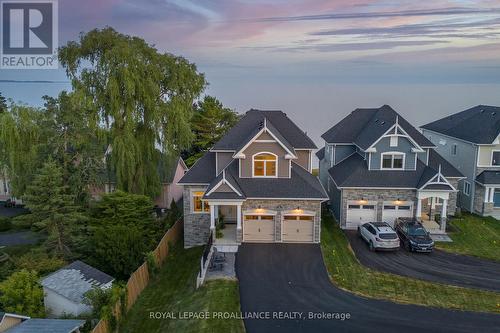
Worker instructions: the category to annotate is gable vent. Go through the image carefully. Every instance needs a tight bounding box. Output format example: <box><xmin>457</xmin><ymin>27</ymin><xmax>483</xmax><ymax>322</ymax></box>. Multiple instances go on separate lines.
<box><xmin>480</xmin><ymin>109</ymin><xmax>485</xmax><ymax>113</ymax></box>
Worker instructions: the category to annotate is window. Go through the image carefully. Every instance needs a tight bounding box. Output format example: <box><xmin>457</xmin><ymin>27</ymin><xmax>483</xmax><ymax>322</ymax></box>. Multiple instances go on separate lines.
<box><xmin>384</xmin><ymin>205</ymin><xmax>396</xmax><ymax>210</ymax></box>
<box><xmin>463</xmin><ymin>181</ymin><xmax>471</xmax><ymax>196</ymax></box>
<box><xmin>253</xmin><ymin>153</ymin><xmax>277</xmax><ymax>177</ymax></box>
<box><xmin>362</xmin><ymin>205</ymin><xmax>375</xmax><ymax>209</ymax></box>
<box><xmin>398</xmin><ymin>205</ymin><xmax>411</xmax><ymax>210</ymax></box>
<box><xmin>492</xmin><ymin>151</ymin><xmax>500</xmax><ymax>166</ymax></box>
<box><xmin>284</xmin><ymin>215</ymin><xmax>314</xmax><ymax>221</ymax></box>
<box><xmin>192</xmin><ymin>191</ymin><xmax>209</xmax><ymax>213</ymax></box>
<box><xmin>381</xmin><ymin>153</ymin><xmax>404</xmax><ymax>169</ymax></box>
<box><xmin>390</xmin><ymin>136</ymin><xmax>398</xmax><ymax>147</ymax></box>
<box><xmin>348</xmin><ymin>204</ymin><xmax>361</xmax><ymax>209</ymax></box>
<box><xmin>451</xmin><ymin>144</ymin><xmax>457</xmax><ymax>156</ymax></box>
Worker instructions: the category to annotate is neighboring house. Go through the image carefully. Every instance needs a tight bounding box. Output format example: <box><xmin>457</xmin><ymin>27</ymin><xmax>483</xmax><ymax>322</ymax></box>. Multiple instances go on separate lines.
<box><xmin>178</xmin><ymin>109</ymin><xmax>328</xmax><ymax>250</ymax></box>
<box><xmin>41</xmin><ymin>261</ymin><xmax>114</xmax><ymax>317</ymax></box>
<box><xmin>91</xmin><ymin>154</ymin><xmax>187</xmax><ymax>209</ymax></box>
<box><xmin>0</xmin><ymin>313</ymin><xmax>84</xmax><ymax>333</ymax></box>
<box><xmin>421</xmin><ymin>105</ymin><xmax>500</xmax><ymax>219</ymax></box>
<box><xmin>318</xmin><ymin>105</ymin><xmax>463</xmax><ymax>233</ymax></box>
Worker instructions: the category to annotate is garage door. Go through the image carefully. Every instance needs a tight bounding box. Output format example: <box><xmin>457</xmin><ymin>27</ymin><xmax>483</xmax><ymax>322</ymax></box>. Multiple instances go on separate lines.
<box><xmin>282</xmin><ymin>215</ymin><xmax>314</xmax><ymax>242</ymax></box>
<box><xmin>243</xmin><ymin>215</ymin><xmax>275</xmax><ymax>242</ymax></box>
<box><xmin>346</xmin><ymin>204</ymin><xmax>377</xmax><ymax>229</ymax></box>
<box><xmin>382</xmin><ymin>204</ymin><xmax>412</xmax><ymax>227</ymax></box>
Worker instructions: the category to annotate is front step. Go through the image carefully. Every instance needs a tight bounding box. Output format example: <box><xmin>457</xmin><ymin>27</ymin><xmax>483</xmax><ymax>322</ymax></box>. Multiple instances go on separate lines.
<box><xmin>214</xmin><ymin>244</ymin><xmax>239</xmax><ymax>253</ymax></box>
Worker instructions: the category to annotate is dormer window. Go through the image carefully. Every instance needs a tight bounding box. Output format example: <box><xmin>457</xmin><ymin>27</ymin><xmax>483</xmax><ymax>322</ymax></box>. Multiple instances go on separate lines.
<box><xmin>253</xmin><ymin>153</ymin><xmax>277</xmax><ymax>177</ymax></box>
<box><xmin>381</xmin><ymin>153</ymin><xmax>405</xmax><ymax>170</ymax></box>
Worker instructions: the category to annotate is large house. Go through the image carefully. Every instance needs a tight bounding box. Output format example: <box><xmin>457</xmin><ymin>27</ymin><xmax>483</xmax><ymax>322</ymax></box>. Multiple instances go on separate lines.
<box><xmin>318</xmin><ymin>105</ymin><xmax>463</xmax><ymax>233</ymax></box>
<box><xmin>421</xmin><ymin>105</ymin><xmax>500</xmax><ymax>219</ymax></box>
<box><xmin>178</xmin><ymin>109</ymin><xmax>328</xmax><ymax>249</ymax></box>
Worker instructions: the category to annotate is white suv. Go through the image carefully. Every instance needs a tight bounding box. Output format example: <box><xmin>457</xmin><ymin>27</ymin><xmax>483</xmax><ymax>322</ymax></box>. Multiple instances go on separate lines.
<box><xmin>358</xmin><ymin>222</ymin><xmax>400</xmax><ymax>251</ymax></box>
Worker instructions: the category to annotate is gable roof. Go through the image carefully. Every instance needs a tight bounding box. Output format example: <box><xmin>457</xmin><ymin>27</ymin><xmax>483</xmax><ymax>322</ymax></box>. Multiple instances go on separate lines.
<box><xmin>328</xmin><ymin>151</ymin><xmax>462</xmax><ymax>189</ymax></box>
<box><xmin>178</xmin><ymin>152</ymin><xmax>216</xmax><ymax>184</ymax></box>
<box><xmin>421</xmin><ymin>105</ymin><xmax>500</xmax><ymax>144</ymax></box>
<box><xmin>41</xmin><ymin>261</ymin><xmax>114</xmax><ymax>304</ymax></box>
<box><xmin>321</xmin><ymin>105</ymin><xmax>435</xmax><ymax>150</ymax></box>
<box><xmin>202</xmin><ymin>160</ymin><xmax>327</xmax><ymax>200</ymax></box>
<box><xmin>212</xmin><ymin>109</ymin><xmax>316</xmax><ymax>151</ymax></box>
<box><xmin>5</xmin><ymin>319</ymin><xmax>85</xmax><ymax>333</ymax></box>
<box><xmin>315</xmin><ymin>147</ymin><xmax>325</xmax><ymax>160</ymax></box>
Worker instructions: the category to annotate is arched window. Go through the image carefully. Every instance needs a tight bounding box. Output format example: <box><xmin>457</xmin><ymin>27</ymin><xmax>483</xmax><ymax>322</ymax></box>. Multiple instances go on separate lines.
<box><xmin>253</xmin><ymin>153</ymin><xmax>277</xmax><ymax>177</ymax></box>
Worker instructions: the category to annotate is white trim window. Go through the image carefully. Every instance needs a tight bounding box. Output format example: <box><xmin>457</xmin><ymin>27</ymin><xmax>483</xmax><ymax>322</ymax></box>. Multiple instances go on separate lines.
<box><xmin>492</xmin><ymin>151</ymin><xmax>500</xmax><ymax>166</ymax></box>
<box><xmin>252</xmin><ymin>152</ymin><xmax>277</xmax><ymax>177</ymax></box>
<box><xmin>381</xmin><ymin>152</ymin><xmax>405</xmax><ymax>170</ymax></box>
<box><xmin>192</xmin><ymin>190</ymin><xmax>210</xmax><ymax>213</ymax></box>
<box><xmin>463</xmin><ymin>181</ymin><xmax>471</xmax><ymax>196</ymax></box>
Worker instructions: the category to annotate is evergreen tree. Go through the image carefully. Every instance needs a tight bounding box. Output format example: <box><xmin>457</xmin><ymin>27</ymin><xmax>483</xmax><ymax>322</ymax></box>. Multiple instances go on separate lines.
<box><xmin>0</xmin><ymin>92</ymin><xmax>7</xmax><ymax>113</ymax></box>
<box><xmin>184</xmin><ymin>96</ymin><xmax>240</xmax><ymax>166</ymax></box>
<box><xmin>23</xmin><ymin>159</ymin><xmax>82</xmax><ymax>257</ymax></box>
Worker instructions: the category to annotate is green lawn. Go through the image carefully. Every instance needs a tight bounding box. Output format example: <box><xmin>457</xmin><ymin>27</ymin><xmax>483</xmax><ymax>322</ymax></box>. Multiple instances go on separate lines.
<box><xmin>437</xmin><ymin>214</ymin><xmax>500</xmax><ymax>261</ymax></box>
<box><xmin>119</xmin><ymin>244</ymin><xmax>245</xmax><ymax>333</ymax></box>
<box><xmin>321</xmin><ymin>213</ymin><xmax>500</xmax><ymax>313</ymax></box>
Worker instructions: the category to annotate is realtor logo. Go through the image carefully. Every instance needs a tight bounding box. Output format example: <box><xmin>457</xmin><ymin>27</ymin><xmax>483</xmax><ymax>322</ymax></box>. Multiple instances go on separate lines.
<box><xmin>1</xmin><ymin>0</ymin><xmax>58</xmax><ymax>69</ymax></box>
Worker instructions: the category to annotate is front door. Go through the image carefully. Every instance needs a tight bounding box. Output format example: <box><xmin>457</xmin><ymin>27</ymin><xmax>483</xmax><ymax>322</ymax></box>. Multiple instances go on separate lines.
<box><xmin>494</xmin><ymin>189</ymin><xmax>500</xmax><ymax>208</ymax></box>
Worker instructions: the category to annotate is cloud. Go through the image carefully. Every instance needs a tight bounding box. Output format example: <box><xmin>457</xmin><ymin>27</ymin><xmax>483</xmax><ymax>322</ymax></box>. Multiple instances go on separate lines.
<box><xmin>242</xmin><ymin>40</ymin><xmax>449</xmax><ymax>53</ymax></box>
<box><xmin>255</xmin><ymin>7</ymin><xmax>500</xmax><ymax>22</ymax></box>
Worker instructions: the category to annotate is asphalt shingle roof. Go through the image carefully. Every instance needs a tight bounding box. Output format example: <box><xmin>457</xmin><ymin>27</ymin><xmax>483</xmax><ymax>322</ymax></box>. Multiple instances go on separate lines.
<box><xmin>476</xmin><ymin>170</ymin><xmax>500</xmax><ymax>185</ymax></box>
<box><xmin>321</xmin><ymin>105</ymin><xmax>435</xmax><ymax>149</ymax></box>
<box><xmin>213</xmin><ymin>109</ymin><xmax>316</xmax><ymax>151</ymax></box>
<box><xmin>203</xmin><ymin>160</ymin><xmax>327</xmax><ymax>199</ymax></box>
<box><xmin>315</xmin><ymin>147</ymin><xmax>325</xmax><ymax>160</ymax></box>
<box><xmin>178</xmin><ymin>152</ymin><xmax>216</xmax><ymax>184</ymax></box>
<box><xmin>41</xmin><ymin>261</ymin><xmax>113</xmax><ymax>304</ymax></box>
<box><xmin>5</xmin><ymin>319</ymin><xmax>85</xmax><ymax>333</ymax></box>
<box><xmin>328</xmin><ymin>152</ymin><xmax>462</xmax><ymax>189</ymax></box>
<box><xmin>422</xmin><ymin>105</ymin><xmax>500</xmax><ymax>144</ymax></box>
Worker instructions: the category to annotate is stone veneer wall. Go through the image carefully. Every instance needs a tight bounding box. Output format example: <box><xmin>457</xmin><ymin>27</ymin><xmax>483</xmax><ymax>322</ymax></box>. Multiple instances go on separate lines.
<box><xmin>340</xmin><ymin>189</ymin><xmax>417</xmax><ymax>227</ymax></box>
<box><xmin>473</xmin><ymin>183</ymin><xmax>494</xmax><ymax>215</ymax></box>
<box><xmin>183</xmin><ymin>185</ymin><xmax>211</xmax><ymax>248</ymax></box>
<box><xmin>242</xmin><ymin>199</ymin><xmax>322</xmax><ymax>243</ymax></box>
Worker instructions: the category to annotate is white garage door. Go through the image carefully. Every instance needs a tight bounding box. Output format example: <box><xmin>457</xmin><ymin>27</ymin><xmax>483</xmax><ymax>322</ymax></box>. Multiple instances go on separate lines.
<box><xmin>243</xmin><ymin>215</ymin><xmax>275</xmax><ymax>242</ymax></box>
<box><xmin>382</xmin><ymin>204</ymin><xmax>413</xmax><ymax>227</ymax></box>
<box><xmin>282</xmin><ymin>215</ymin><xmax>314</xmax><ymax>242</ymax></box>
<box><xmin>346</xmin><ymin>204</ymin><xmax>377</xmax><ymax>229</ymax></box>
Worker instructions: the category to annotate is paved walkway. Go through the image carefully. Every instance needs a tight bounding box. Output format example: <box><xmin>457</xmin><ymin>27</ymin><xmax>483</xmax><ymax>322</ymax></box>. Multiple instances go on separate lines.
<box><xmin>0</xmin><ymin>230</ymin><xmax>40</xmax><ymax>246</ymax></box>
<box><xmin>206</xmin><ymin>252</ymin><xmax>236</xmax><ymax>281</ymax></box>
<box><xmin>346</xmin><ymin>231</ymin><xmax>500</xmax><ymax>292</ymax></box>
<box><xmin>237</xmin><ymin>244</ymin><xmax>500</xmax><ymax>333</ymax></box>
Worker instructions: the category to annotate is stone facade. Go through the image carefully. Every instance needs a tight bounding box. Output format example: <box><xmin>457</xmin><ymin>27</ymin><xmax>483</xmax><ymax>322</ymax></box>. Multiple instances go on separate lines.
<box><xmin>242</xmin><ymin>199</ymin><xmax>322</xmax><ymax>243</ymax></box>
<box><xmin>183</xmin><ymin>185</ymin><xmax>211</xmax><ymax>248</ymax></box>
<box><xmin>473</xmin><ymin>183</ymin><xmax>495</xmax><ymax>215</ymax></box>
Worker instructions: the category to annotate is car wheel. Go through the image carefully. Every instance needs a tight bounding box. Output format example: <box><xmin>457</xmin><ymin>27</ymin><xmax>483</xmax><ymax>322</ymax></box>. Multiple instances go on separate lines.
<box><xmin>369</xmin><ymin>241</ymin><xmax>375</xmax><ymax>252</ymax></box>
<box><xmin>357</xmin><ymin>227</ymin><xmax>361</xmax><ymax>237</ymax></box>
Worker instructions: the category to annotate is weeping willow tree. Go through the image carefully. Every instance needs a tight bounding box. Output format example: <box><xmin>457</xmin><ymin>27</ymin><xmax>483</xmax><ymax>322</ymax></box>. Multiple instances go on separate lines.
<box><xmin>0</xmin><ymin>103</ymin><xmax>44</xmax><ymax>196</ymax></box>
<box><xmin>59</xmin><ymin>28</ymin><xmax>206</xmax><ymax>197</ymax></box>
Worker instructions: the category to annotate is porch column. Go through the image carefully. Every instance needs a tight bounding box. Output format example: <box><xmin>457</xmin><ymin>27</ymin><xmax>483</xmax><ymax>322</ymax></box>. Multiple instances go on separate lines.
<box><xmin>489</xmin><ymin>187</ymin><xmax>495</xmax><ymax>203</ymax></box>
<box><xmin>416</xmin><ymin>198</ymin><xmax>422</xmax><ymax>220</ymax></box>
<box><xmin>210</xmin><ymin>204</ymin><xmax>215</xmax><ymax>230</ymax></box>
<box><xmin>236</xmin><ymin>204</ymin><xmax>242</xmax><ymax>230</ymax></box>
<box><xmin>484</xmin><ymin>187</ymin><xmax>490</xmax><ymax>202</ymax></box>
<box><xmin>440</xmin><ymin>199</ymin><xmax>448</xmax><ymax>231</ymax></box>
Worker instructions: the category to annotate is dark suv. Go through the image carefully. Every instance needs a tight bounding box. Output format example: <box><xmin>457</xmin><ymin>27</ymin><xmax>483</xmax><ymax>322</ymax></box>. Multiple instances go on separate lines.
<box><xmin>395</xmin><ymin>218</ymin><xmax>434</xmax><ymax>253</ymax></box>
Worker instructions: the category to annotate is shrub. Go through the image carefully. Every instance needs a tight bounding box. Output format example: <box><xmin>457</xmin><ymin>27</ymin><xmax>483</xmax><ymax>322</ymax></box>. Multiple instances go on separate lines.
<box><xmin>13</xmin><ymin>250</ymin><xmax>66</xmax><ymax>275</ymax></box>
<box><xmin>0</xmin><ymin>269</ymin><xmax>45</xmax><ymax>317</ymax></box>
<box><xmin>0</xmin><ymin>217</ymin><xmax>12</xmax><ymax>232</ymax></box>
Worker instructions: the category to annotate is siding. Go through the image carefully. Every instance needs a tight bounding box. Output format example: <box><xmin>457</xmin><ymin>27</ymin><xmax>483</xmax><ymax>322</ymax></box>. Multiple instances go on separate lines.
<box><xmin>334</xmin><ymin>145</ymin><xmax>356</xmax><ymax>165</ymax></box>
<box><xmin>44</xmin><ymin>288</ymin><xmax>91</xmax><ymax>316</ymax></box>
<box><xmin>295</xmin><ymin>150</ymin><xmax>311</xmax><ymax>171</ymax></box>
<box><xmin>240</xmin><ymin>141</ymin><xmax>290</xmax><ymax>178</ymax></box>
<box><xmin>477</xmin><ymin>145</ymin><xmax>500</xmax><ymax>167</ymax></box>
<box><xmin>422</xmin><ymin>129</ymin><xmax>476</xmax><ymax>212</ymax></box>
<box><xmin>370</xmin><ymin>136</ymin><xmax>416</xmax><ymax>170</ymax></box>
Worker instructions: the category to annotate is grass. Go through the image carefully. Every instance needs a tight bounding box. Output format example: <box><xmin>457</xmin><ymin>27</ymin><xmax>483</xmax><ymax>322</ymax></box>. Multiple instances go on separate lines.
<box><xmin>320</xmin><ymin>212</ymin><xmax>500</xmax><ymax>313</ymax></box>
<box><xmin>119</xmin><ymin>244</ymin><xmax>245</xmax><ymax>333</ymax></box>
<box><xmin>436</xmin><ymin>213</ymin><xmax>500</xmax><ymax>261</ymax></box>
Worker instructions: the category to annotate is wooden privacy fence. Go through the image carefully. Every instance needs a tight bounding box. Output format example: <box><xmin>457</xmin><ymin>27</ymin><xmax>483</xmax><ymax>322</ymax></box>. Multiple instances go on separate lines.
<box><xmin>91</xmin><ymin>218</ymin><xmax>184</xmax><ymax>333</ymax></box>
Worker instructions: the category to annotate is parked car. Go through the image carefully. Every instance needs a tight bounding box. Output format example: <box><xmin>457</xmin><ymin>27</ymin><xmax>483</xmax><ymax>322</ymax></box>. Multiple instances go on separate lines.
<box><xmin>358</xmin><ymin>222</ymin><xmax>400</xmax><ymax>251</ymax></box>
<box><xmin>395</xmin><ymin>218</ymin><xmax>434</xmax><ymax>253</ymax></box>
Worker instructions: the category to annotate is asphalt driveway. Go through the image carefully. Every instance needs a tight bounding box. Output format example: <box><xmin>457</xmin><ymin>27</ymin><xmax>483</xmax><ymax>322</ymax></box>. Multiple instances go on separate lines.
<box><xmin>346</xmin><ymin>231</ymin><xmax>500</xmax><ymax>292</ymax></box>
<box><xmin>236</xmin><ymin>244</ymin><xmax>500</xmax><ymax>333</ymax></box>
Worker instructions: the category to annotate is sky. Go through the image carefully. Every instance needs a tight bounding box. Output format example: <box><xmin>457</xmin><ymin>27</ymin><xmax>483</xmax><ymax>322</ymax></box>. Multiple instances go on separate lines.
<box><xmin>1</xmin><ymin>0</ymin><xmax>500</xmax><ymax>148</ymax></box>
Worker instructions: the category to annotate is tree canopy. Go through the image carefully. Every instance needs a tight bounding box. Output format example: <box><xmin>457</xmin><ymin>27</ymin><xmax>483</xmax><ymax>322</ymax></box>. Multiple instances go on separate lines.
<box><xmin>184</xmin><ymin>96</ymin><xmax>240</xmax><ymax>166</ymax></box>
<box><xmin>59</xmin><ymin>27</ymin><xmax>206</xmax><ymax>197</ymax></box>
<box><xmin>0</xmin><ymin>270</ymin><xmax>45</xmax><ymax>317</ymax></box>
